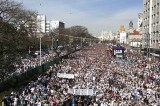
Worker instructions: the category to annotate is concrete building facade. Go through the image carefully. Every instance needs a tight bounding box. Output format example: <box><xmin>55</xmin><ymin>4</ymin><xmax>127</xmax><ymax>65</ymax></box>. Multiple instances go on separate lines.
<box><xmin>142</xmin><ymin>0</ymin><xmax>160</xmax><ymax>58</ymax></box>
<box><xmin>46</xmin><ymin>20</ymin><xmax>65</xmax><ymax>33</ymax></box>
<box><xmin>119</xmin><ymin>32</ymin><xmax>127</xmax><ymax>44</ymax></box>
<box><xmin>36</xmin><ymin>15</ymin><xmax>46</xmax><ymax>33</ymax></box>
<box><xmin>127</xmin><ymin>30</ymin><xmax>142</xmax><ymax>47</ymax></box>
<box><xmin>127</xmin><ymin>19</ymin><xmax>142</xmax><ymax>48</ymax></box>
<box><xmin>35</xmin><ymin>15</ymin><xmax>65</xmax><ymax>34</ymax></box>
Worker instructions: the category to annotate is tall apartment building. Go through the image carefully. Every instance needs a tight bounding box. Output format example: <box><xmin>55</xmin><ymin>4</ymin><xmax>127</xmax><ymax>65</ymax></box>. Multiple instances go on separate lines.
<box><xmin>36</xmin><ymin>15</ymin><xmax>46</xmax><ymax>33</ymax></box>
<box><xmin>30</xmin><ymin>15</ymin><xmax>65</xmax><ymax>37</ymax></box>
<box><xmin>142</xmin><ymin>0</ymin><xmax>160</xmax><ymax>57</ymax></box>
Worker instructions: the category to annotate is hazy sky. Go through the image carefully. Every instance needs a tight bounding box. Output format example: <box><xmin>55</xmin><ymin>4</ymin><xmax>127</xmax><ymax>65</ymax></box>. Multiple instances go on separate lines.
<box><xmin>17</xmin><ymin>0</ymin><xmax>143</xmax><ymax>36</ymax></box>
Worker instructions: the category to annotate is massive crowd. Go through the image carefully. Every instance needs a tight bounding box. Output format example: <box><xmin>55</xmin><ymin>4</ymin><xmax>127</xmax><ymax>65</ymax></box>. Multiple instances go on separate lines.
<box><xmin>1</xmin><ymin>44</ymin><xmax>160</xmax><ymax>106</ymax></box>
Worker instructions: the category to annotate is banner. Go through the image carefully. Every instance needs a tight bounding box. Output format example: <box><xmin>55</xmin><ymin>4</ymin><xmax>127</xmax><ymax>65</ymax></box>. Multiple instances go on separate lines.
<box><xmin>57</xmin><ymin>73</ymin><xmax>74</xmax><ymax>79</ymax></box>
<box><xmin>68</xmin><ymin>88</ymin><xmax>95</xmax><ymax>96</ymax></box>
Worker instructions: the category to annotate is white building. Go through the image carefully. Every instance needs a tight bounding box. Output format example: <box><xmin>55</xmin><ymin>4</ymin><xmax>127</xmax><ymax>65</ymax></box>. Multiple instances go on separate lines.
<box><xmin>34</xmin><ymin>15</ymin><xmax>65</xmax><ymax>36</ymax></box>
<box><xmin>46</xmin><ymin>20</ymin><xmax>65</xmax><ymax>33</ymax></box>
<box><xmin>45</xmin><ymin>21</ymin><xmax>50</xmax><ymax>33</ymax></box>
<box><xmin>118</xmin><ymin>32</ymin><xmax>127</xmax><ymax>44</ymax></box>
<box><xmin>142</xmin><ymin>0</ymin><xmax>160</xmax><ymax>58</ymax></box>
<box><xmin>127</xmin><ymin>18</ymin><xmax>142</xmax><ymax>48</ymax></box>
<box><xmin>128</xmin><ymin>30</ymin><xmax>142</xmax><ymax>47</ymax></box>
<box><xmin>36</xmin><ymin>15</ymin><xmax>46</xmax><ymax>33</ymax></box>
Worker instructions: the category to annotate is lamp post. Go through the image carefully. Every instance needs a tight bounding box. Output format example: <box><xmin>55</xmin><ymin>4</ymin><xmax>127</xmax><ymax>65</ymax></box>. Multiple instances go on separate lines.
<box><xmin>90</xmin><ymin>38</ymin><xmax>91</xmax><ymax>46</ymax></box>
<box><xmin>147</xmin><ymin>33</ymin><xmax>151</xmax><ymax>61</ymax></box>
<box><xmin>28</xmin><ymin>47</ymin><xmax>31</xmax><ymax>67</ymax></box>
<box><xmin>51</xmin><ymin>35</ymin><xmax>54</xmax><ymax>58</ymax></box>
<box><xmin>40</xmin><ymin>36</ymin><xmax>42</xmax><ymax>65</ymax></box>
<box><xmin>49</xmin><ymin>30</ymin><xmax>58</xmax><ymax>58</ymax></box>
<box><xmin>48</xmin><ymin>31</ymin><xmax>54</xmax><ymax>58</ymax></box>
<box><xmin>38</xmin><ymin>32</ymin><xmax>44</xmax><ymax>66</ymax></box>
<box><xmin>81</xmin><ymin>37</ymin><xmax>82</xmax><ymax>48</ymax></box>
<box><xmin>56</xmin><ymin>39</ymin><xmax>59</xmax><ymax>47</ymax></box>
<box><xmin>146</xmin><ymin>33</ymin><xmax>151</xmax><ymax>61</ymax></box>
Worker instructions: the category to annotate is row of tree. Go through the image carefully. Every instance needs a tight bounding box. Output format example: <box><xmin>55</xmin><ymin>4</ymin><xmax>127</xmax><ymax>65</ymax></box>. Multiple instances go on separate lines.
<box><xmin>46</xmin><ymin>26</ymin><xmax>97</xmax><ymax>52</ymax></box>
<box><xmin>0</xmin><ymin>0</ymin><xmax>98</xmax><ymax>81</ymax></box>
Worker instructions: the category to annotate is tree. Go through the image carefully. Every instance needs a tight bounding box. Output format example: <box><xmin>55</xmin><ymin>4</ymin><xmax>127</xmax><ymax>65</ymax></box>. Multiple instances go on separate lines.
<box><xmin>0</xmin><ymin>0</ymin><xmax>37</xmax><ymax>28</ymax></box>
<box><xmin>0</xmin><ymin>21</ymin><xmax>30</xmax><ymax>81</ymax></box>
<box><xmin>0</xmin><ymin>0</ymin><xmax>38</xmax><ymax>51</ymax></box>
<box><xmin>64</xmin><ymin>25</ymin><xmax>97</xmax><ymax>49</ymax></box>
<box><xmin>0</xmin><ymin>0</ymin><xmax>38</xmax><ymax>81</ymax></box>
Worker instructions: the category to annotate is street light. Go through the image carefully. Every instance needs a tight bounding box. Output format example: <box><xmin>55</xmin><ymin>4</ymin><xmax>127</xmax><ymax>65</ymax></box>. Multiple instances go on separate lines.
<box><xmin>48</xmin><ymin>31</ymin><xmax>54</xmax><ymax>58</ymax></box>
<box><xmin>159</xmin><ymin>42</ymin><xmax>160</xmax><ymax>61</ymax></box>
<box><xmin>40</xmin><ymin>36</ymin><xmax>42</xmax><ymax>65</ymax></box>
<box><xmin>48</xmin><ymin>30</ymin><xmax>59</xmax><ymax>58</ymax></box>
<box><xmin>38</xmin><ymin>32</ymin><xmax>44</xmax><ymax>66</ymax></box>
<box><xmin>148</xmin><ymin>33</ymin><xmax>151</xmax><ymax>60</ymax></box>
<box><xmin>81</xmin><ymin>37</ymin><xmax>82</xmax><ymax>48</ymax></box>
<box><xmin>146</xmin><ymin>32</ymin><xmax>152</xmax><ymax>62</ymax></box>
<box><xmin>51</xmin><ymin>34</ymin><xmax>54</xmax><ymax>58</ymax></box>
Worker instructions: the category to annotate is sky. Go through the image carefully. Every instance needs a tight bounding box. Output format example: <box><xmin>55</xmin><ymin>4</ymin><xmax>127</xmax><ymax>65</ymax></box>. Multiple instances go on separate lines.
<box><xmin>17</xmin><ymin>0</ymin><xmax>143</xmax><ymax>36</ymax></box>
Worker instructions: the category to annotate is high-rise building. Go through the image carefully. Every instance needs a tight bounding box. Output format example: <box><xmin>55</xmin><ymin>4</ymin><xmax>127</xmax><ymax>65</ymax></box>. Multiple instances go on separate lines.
<box><xmin>142</xmin><ymin>0</ymin><xmax>160</xmax><ymax>58</ymax></box>
<box><xmin>34</xmin><ymin>15</ymin><xmax>65</xmax><ymax>35</ymax></box>
<box><xmin>36</xmin><ymin>15</ymin><xmax>46</xmax><ymax>33</ymax></box>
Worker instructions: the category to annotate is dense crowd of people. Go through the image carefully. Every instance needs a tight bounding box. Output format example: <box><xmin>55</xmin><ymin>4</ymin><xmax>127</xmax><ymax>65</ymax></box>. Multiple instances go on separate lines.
<box><xmin>0</xmin><ymin>50</ymin><xmax>68</xmax><ymax>82</ymax></box>
<box><xmin>14</xmin><ymin>53</ymin><xmax>56</xmax><ymax>73</ymax></box>
<box><xmin>1</xmin><ymin>43</ymin><xmax>160</xmax><ymax>106</ymax></box>
<box><xmin>14</xmin><ymin>50</ymin><xmax>68</xmax><ymax>74</ymax></box>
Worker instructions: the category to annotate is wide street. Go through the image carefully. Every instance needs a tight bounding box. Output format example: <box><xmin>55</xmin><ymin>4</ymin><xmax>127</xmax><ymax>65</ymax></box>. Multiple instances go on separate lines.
<box><xmin>1</xmin><ymin>43</ymin><xmax>160</xmax><ymax>106</ymax></box>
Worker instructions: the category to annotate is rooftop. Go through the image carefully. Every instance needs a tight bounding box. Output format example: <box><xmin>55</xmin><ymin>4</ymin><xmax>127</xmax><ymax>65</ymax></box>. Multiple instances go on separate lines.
<box><xmin>129</xmin><ymin>30</ymin><xmax>142</xmax><ymax>35</ymax></box>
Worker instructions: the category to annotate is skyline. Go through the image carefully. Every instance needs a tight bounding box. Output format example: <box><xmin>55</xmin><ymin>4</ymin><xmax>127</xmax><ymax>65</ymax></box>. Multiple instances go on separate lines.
<box><xmin>18</xmin><ymin>0</ymin><xmax>143</xmax><ymax>36</ymax></box>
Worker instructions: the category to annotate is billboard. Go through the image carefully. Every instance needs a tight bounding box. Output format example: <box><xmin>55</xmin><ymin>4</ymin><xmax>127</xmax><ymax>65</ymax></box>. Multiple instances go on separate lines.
<box><xmin>68</xmin><ymin>88</ymin><xmax>95</xmax><ymax>96</ymax></box>
<box><xmin>57</xmin><ymin>73</ymin><xmax>74</xmax><ymax>79</ymax></box>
